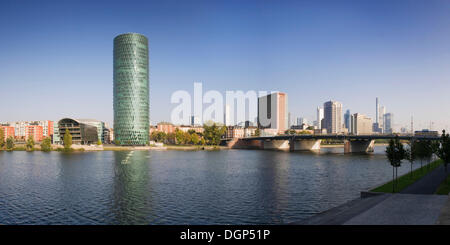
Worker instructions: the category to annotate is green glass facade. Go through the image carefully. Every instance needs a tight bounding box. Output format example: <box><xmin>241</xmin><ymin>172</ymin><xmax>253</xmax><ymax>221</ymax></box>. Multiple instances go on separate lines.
<box><xmin>113</xmin><ymin>33</ymin><xmax>149</xmax><ymax>145</ymax></box>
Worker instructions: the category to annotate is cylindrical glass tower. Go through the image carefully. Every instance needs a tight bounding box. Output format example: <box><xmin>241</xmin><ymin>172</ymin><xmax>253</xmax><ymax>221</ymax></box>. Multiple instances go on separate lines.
<box><xmin>113</xmin><ymin>33</ymin><xmax>149</xmax><ymax>145</ymax></box>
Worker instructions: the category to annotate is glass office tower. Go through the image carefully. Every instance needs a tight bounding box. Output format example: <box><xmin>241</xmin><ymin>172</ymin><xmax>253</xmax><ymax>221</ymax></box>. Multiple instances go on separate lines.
<box><xmin>113</xmin><ymin>33</ymin><xmax>149</xmax><ymax>145</ymax></box>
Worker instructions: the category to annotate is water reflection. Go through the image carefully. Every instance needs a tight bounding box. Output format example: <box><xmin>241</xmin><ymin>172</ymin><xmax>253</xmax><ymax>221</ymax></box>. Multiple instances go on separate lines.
<box><xmin>111</xmin><ymin>151</ymin><xmax>153</xmax><ymax>224</ymax></box>
<box><xmin>0</xmin><ymin>147</ymin><xmax>423</xmax><ymax>224</ymax></box>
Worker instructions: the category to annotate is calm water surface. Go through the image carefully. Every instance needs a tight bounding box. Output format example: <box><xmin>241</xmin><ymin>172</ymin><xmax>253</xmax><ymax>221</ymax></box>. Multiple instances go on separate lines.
<box><xmin>0</xmin><ymin>147</ymin><xmax>419</xmax><ymax>224</ymax></box>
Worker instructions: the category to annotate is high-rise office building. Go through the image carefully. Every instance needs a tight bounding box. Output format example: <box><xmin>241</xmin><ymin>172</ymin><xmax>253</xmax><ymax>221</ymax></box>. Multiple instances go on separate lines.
<box><xmin>350</xmin><ymin>113</ymin><xmax>373</xmax><ymax>135</ymax></box>
<box><xmin>323</xmin><ymin>100</ymin><xmax>343</xmax><ymax>134</ymax></box>
<box><xmin>257</xmin><ymin>92</ymin><xmax>288</xmax><ymax>134</ymax></box>
<box><xmin>224</xmin><ymin>104</ymin><xmax>231</xmax><ymax>126</ymax></box>
<box><xmin>344</xmin><ymin>109</ymin><xmax>351</xmax><ymax>130</ymax></box>
<box><xmin>113</xmin><ymin>33</ymin><xmax>149</xmax><ymax>145</ymax></box>
<box><xmin>316</xmin><ymin>106</ymin><xmax>324</xmax><ymax>129</ymax></box>
<box><xmin>379</xmin><ymin>106</ymin><xmax>386</xmax><ymax>132</ymax></box>
<box><xmin>384</xmin><ymin>113</ymin><xmax>394</xmax><ymax>134</ymax></box>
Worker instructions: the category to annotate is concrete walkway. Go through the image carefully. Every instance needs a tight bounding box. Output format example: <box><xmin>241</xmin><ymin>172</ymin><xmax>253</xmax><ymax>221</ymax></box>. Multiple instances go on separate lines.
<box><xmin>344</xmin><ymin>194</ymin><xmax>448</xmax><ymax>225</ymax></box>
<box><xmin>401</xmin><ymin>164</ymin><xmax>450</xmax><ymax>194</ymax></box>
<box><xmin>301</xmin><ymin>194</ymin><xmax>449</xmax><ymax>225</ymax></box>
<box><xmin>301</xmin><ymin>162</ymin><xmax>450</xmax><ymax>225</ymax></box>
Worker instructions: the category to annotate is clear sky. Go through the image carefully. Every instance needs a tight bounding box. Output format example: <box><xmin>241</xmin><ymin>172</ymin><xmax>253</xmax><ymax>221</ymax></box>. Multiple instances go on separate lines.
<box><xmin>1</xmin><ymin>0</ymin><xmax>449</xmax><ymax>131</ymax></box>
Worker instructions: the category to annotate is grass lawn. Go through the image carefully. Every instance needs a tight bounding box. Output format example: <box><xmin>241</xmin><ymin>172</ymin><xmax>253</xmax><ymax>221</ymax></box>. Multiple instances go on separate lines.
<box><xmin>371</xmin><ymin>159</ymin><xmax>443</xmax><ymax>193</ymax></box>
<box><xmin>435</xmin><ymin>174</ymin><xmax>450</xmax><ymax>195</ymax></box>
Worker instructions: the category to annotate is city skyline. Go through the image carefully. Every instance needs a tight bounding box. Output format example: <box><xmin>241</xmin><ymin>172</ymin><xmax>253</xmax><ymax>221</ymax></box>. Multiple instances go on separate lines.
<box><xmin>1</xmin><ymin>0</ymin><xmax>450</xmax><ymax>131</ymax></box>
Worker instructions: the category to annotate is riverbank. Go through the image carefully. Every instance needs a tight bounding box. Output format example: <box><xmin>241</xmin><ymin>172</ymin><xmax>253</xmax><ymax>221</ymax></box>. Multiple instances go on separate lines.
<box><xmin>369</xmin><ymin>159</ymin><xmax>444</xmax><ymax>194</ymax></box>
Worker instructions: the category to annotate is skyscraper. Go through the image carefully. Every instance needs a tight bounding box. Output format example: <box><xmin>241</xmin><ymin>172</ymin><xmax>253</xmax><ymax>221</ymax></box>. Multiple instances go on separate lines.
<box><xmin>316</xmin><ymin>106</ymin><xmax>324</xmax><ymax>129</ymax></box>
<box><xmin>344</xmin><ymin>109</ymin><xmax>351</xmax><ymax>130</ymax></box>
<box><xmin>257</xmin><ymin>92</ymin><xmax>288</xmax><ymax>134</ymax></box>
<box><xmin>384</xmin><ymin>113</ymin><xmax>394</xmax><ymax>134</ymax></box>
<box><xmin>323</xmin><ymin>100</ymin><xmax>343</xmax><ymax>134</ymax></box>
<box><xmin>113</xmin><ymin>33</ymin><xmax>149</xmax><ymax>145</ymax></box>
<box><xmin>350</xmin><ymin>113</ymin><xmax>373</xmax><ymax>135</ymax></box>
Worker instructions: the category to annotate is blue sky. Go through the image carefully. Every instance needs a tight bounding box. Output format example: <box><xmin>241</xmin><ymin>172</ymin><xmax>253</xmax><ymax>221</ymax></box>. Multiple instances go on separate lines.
<box><xmin>0</xmin><ymin>0</ymin><xmax>449</xmax><ymax>131</ymax></box>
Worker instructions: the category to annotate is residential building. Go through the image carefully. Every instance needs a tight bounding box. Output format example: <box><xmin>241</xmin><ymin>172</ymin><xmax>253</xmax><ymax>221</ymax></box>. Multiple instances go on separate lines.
<box><xmin>53</xmin><ymin>122</ymin><xmax>60</xmax><ymax>144</ymax></box>
<box><xmin>0</xmin><ymin>125</ymin><xmax>15</xmax><ymax>140</ymax></box>
<box><xmin>25</xmin><ymin>125</ymin><xmax>43</xmax><ymax>142</ymax></box>
<box><xmin>226</xmin><ymin>126</ymin><xmax>244</xmax><ymax>139</ymax></box>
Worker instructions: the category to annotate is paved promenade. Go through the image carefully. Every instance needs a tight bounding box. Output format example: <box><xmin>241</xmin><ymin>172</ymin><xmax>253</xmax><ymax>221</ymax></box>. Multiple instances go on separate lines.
<box><xmin>401</xmin><ymin>164</ymin><xmax>450</xmax><ymax>194</ymax></box>
<box><xmin>302</xmin><ymin>162</ymin><xmax>450</xmax><ymax>225</ymax></box>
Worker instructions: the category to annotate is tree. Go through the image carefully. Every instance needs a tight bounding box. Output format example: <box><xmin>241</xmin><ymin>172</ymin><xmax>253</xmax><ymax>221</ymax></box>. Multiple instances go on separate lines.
<box><xmin>203</xmin><ymin>123</ymin><xmax>226</xmax><ymax>145</ymax></box>
<box><xmin>151</xmin><ymin>131</ymin><xmax>167</xmax><ymax>143</ymax></box>
<box><xmin>6</xmin><ymin>136</ymin><xmax>14</xmax><ymax>151</ymax></box>
<box><xmin>63</xmin><ymin>128</ymin><xmax>72</xmax><ymax>152</ymax></box>
<box><xmin>437</xmin><ymin>130</ymin><xmax>450</xmax><ymax>172</ymax></box>
<box><xmin>385</xmin><ymin>137</ymin><xmax>406</xmax><ymax>192</ymax></box>
<box><xmin>191</xmin><ymin>133</ymin><xmax>200</xmax><ymax>145</ymax></box>
<box><xmin>114</xmin><ymin>139</ymin><xmax>120</xmax><ymax>145</ymax></box>
<box><xmin>166</xmin><ymin>132</ymin><xmax>176</xmax><ymax>145</ymax></box>
<box><xmin>285</xmin><ymin>129</ymin><xmax>296</xmax><ymax>135</ymax></box>
<box><xmin>97</xmin><ymin>139</ymin><xmax>102</xmax><ymax>145</ymax></box>
<box><xmin>254</xmin><ymin>128</ymin><xmax>260</xmax><ymax>137</ymax></box>
<box><xmin>405</xmin><ymin>140</ymin><xmax>417</xmax><ymax>178</ymax></box>
<box><xmin>416</xmin><ymin>140</ymin><xmax>433</xmax><ymax>172</ymax></box>
<box><xmin>175</xmin><ymin>128</ymin><xmax>186</xmax><ymax>145</ymax></box>
<box><xmin>26</xmin><ymin>136</ymin><xmax>35</xmax><ymax>151</ymax></box>
<box><xmin>41</xmin><ymin>137</ymin><xmax>52</xmax><ymax>152</ymax></box>
<box><xmin>0</xmin><ymin>127</ymin><xmax>5</xmax><ymax>149</ymax></box>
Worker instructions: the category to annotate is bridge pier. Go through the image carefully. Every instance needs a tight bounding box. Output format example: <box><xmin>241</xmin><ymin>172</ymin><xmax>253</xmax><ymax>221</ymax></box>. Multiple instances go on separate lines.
<box><xmin>263</xmin><ymin>140</ymin><xmax>290</xmax><ymax>150</ymax></box>
<box><xmin>344</xmin><ymin>140</ymin><xmax>375</xmax><ymax>153</ymax></box>
<box><xmin>289</xmin><ymin>139</ymin><xmax>322</xmax><ymax>151</ymax></box>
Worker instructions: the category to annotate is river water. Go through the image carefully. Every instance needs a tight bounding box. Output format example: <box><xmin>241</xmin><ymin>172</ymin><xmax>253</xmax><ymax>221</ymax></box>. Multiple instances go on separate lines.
<box><xmin>0</xmin><ymin>146</ymin><xmax>419</xmax><ymax>224</ymax></box>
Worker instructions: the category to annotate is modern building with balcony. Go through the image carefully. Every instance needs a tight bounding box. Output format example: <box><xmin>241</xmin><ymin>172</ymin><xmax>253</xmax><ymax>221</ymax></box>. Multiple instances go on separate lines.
<box><xmin>57</xmin><ymin>118</ymin><xmax>98</xmax><ymax>145</ymax></box>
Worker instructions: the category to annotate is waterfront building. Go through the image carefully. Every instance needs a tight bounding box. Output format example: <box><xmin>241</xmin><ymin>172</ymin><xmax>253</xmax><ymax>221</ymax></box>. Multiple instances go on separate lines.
<box><xmin>25</xmin><ymin>125</ymin><xmax>43</xmax><ymax>142</ymax></box>
<box><xmin>113</xmin><ymin>33</ymin><xmax>150</xmax><ymax>145</ymax></box>
<box><xmin>177</xmin><ymin>125</ymin><xmax>204</xmax><ymax>134</ymax></box>
<box><xmin>226</xmin><ymin>126</ymin><xmax>245</xmax><ymax>139</ymax></box>
<box><xmin>316</xmin><ymin>107</ymin><xmax>324</xmax><ymax>129</ymax></box>
<box><xmin>384</xmin><ymin>113</ymin><xmax>394</xmax><ymax>134</ymax></box>
<box><xmin>244</xmin><ymin>126</ymin><xmax>257</xmax><ymax>137</ymax></box>
<box><xmin>257</xmin><ymin>92</ymin><xmax>288</xmax><ymax>134</ymax></box>
<box><xmin>157</xmin><ymin>122</ymin><xmax>176</xmax><ymax>134</ymax></box>
<box><xmin>77</xmin><ymin>119</ymin><xmax>105</xmax><ymax>143</ymax></box>
<box><xmin>103</xmin><ymin>127</ymin><xmax>112</xmax><ymax>144</ymax></box>
<box><xmin>350</xmin><ymin>113</ymin><xmax>373</xmax><ymax>135</ymax></box>
<box><xmin>323</xmin><ymin>100</ymin><xmax>343</xmax><ymax>134</ymax></box>
<box><xmin>57</xmin><ymin>118</ymin><xmax>98</xmax><ymax>145</ymax></box>
<box><xmin>53</xmin><ymin>122</ymin><xmax>60</xmax><ymax>144</ymax></box>
<box><xmin>37</xmin><ymin>120</ymin><xmax>54</xmax><ymax>137</ymax></box>
<box><xmin>0</xmin><ymin>126</ymin><xmax>15</xmax><ymax>140</ymax></box>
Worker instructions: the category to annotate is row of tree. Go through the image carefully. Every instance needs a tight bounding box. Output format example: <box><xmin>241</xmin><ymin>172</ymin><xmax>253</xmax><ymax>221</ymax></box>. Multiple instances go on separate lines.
<box><xmin>386</xmin><ymin>130</ymin><xmax>450</xmax><ymax>192</ymax></box>
<box><xmin>150</xmin><ymin>123</ymin><xmax>227</xmax><ymax>146</ymax></box>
